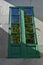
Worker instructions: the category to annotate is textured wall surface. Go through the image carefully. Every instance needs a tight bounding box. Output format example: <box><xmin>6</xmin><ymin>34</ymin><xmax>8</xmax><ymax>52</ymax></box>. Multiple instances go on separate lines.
<box><xmin>0</xmin><ymin>0</ymin><xmax>43</xmax><ymax>64</ymax></box>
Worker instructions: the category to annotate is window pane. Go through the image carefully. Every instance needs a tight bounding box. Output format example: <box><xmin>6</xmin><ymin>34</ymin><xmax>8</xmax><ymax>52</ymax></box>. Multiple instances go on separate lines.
<box><xmin>11</xmin><ymin>34</ymin><xmax>20</xmax><ymax>44</ymax></box>
<box><xmin>26</xmin><ymin>34</ymin><xmax>35</xmax><ymax>43</ymax></box>
<box><xmin>11</xmin><ymin>15</ymin><xmax>19</xmax><ymax>24</ymax></box>
<box><xmin>11</xmin><ymin>8</ymin><xmax>19</xmax><ymax>15</ymax></box>
<box><xmin>25</xmin><ymin>24</ymin><xmax>33</xmax><ymax>33</ymax></box>
<box><xmin>11</xmin><ymin>24</ymin><xmax>20</xmax><ymax>33</ymax></box>
<box><xmin>24</xmin><ymin>8</ymin><xmax>33</xmax><ymax>15</ymax></box>
<box><xmin>24</xmin><ymin>15</ymin><xmax>32</xmax><ymax>23</ymax></box>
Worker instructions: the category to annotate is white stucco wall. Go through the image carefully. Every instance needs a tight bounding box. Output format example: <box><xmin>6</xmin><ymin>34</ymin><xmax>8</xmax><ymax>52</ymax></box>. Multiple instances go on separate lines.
<box><xmin>0</xmin><ymin>0</ymin><xmax>43</xmax><ymax>58</ymax></box>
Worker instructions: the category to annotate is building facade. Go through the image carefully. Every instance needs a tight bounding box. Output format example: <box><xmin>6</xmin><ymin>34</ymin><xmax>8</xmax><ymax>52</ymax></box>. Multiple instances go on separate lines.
<box><xmin>0</xmin><ymin>0</ymin><xmax>43</xmax><ymax>58</ymax></box>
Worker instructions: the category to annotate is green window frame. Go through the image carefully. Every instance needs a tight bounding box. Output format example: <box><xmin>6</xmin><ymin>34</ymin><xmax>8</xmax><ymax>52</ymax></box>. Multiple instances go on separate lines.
<box><xmin>8</xmin><ymin>6</ymin><xmax>40</xmax><ymax>58</ymax></box>
<box><xmin>9</xmin><ymin>7</ymin><xmax>38</xmax><ymax>46</ymax></box>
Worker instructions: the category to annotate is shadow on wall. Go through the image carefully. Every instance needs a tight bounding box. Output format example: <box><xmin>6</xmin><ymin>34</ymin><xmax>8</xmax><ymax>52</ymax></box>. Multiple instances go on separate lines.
<box><xmin>4</xmin><ymin>0</ymin><xmax>43</xmax><ymax>22</ymax></box>
<box><xmin>0</xmin><ymin>28</ymin><xmax>8</xmax><ymax>58</ymax></box>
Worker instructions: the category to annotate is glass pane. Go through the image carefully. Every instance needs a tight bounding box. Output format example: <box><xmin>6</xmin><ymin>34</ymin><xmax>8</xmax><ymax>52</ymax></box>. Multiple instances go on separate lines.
<box><xmin>11</xmin><ymin>24</ymin><xmax>20</xmax><ymax>33</ymax></box>
<box><xmin>25</xmin><ymin>24</ymin><xmax>33</xmax><ymax>33</ymax></box>
<box><xmin>11</xmin><ymin>8</ymin><xmax>19</xmax><ymax>15</ymax></box>
<box><xmin>11</xmin><ymin>34</ymin><xmax>20</xmax><ymax>44</ymax></box>
<box><xmin>24</xmin><ymin>15</ymin><xmax>32</xmax><ymax>23</ymax></box>
<box><xmin>24</xmin><ymin>8</ymin><xmax>32</xmax><ymax>15</ymax></box>
<box><xmin>11</xmin><ymin>15</ymin><xmax>19</xmax><ymax>24</ymax></box>
<box><xmin>26</xmin><ymin>34</ymin><xmax>35</xmax><ymax>43</ymax></box>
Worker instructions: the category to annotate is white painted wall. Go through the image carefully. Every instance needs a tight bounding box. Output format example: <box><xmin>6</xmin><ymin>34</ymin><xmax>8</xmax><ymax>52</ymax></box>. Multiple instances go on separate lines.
<box><xmin>0</xmin><ymin>0</ymin><xmax>43</xmax><ymax>57</ymax></box>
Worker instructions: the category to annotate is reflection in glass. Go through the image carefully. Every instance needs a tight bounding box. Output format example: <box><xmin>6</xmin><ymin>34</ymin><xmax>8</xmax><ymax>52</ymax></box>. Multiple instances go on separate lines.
<box><xmin>25</xmin><ymin>25</ymin><xmax>33</xmax><ymax>33</ymax></box>
<box><xmin>24</xmin><ymin>8</ymin><xmax>32</xmax><ymax>15</ymax></box>
<box><xmin>11</xmin><ymin>34</ymin><xmax>20</xmax><ymax>44</ymax></box>
<box><xmin>11</xmin><ymin>24</ymin><xmax>20</xmax><ymax>33</ymax></box>
<box><xmin>24</xmin><ymin>8</ymin><xmax>35</xmax><ymax>44</ymax></box>
<box><xmin>11</xmin><ymin>12</ymin><xmax>20</xmax><ymax>44</ymax></box>
<box><xmin>11</xmin><ymin>8</ymin><xmax>19</xmax><ymax>15</ymax></box>
<box><xmin>24</xmin><ymin>15</ymin><xmax>32</xmax><ymax>23</ymax></box>
<box><xmin>11</xmin><ymin>15</ymin><xmax>19</xmax><ymax>24</ymax></box>
<box><xmin>26</xmin><ymin>34</ymin><xmax>34</xmax><ymax>43</ymax></box>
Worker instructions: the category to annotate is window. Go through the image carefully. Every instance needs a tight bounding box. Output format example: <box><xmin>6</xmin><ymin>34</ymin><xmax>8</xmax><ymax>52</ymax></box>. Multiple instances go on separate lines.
<box><xmin>10</xmin><ymin>8</ymin><xmax>20</xmax><ymax>44</ymax></box>
<box><xmin>9</xmin><ymin>7</ymin><xmax>36</xmax><ymax>45</ymax></box>
<box><xmin>24</xmin><ymin>8</ymin><xmax>35</xmax><ymax>44</ymax></box>
<box><xmin>8</xmin><ymin>7</ymin><xmax>40</xmax><ymax>58</ymax></box>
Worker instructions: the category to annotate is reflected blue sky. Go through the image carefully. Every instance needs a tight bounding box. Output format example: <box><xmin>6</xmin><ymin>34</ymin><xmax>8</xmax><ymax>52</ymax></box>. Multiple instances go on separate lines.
<box><xmin>11</xmin><ymin>15</ymin><xmax>19</xmax><ymax>19</ymax></box>
<box><xmin>11</xmin><ymin>7</ymin><xmax>33</xmax><ymax>15</ymax></box>
<box><xmin>11</xmin><ymin>8</ymin><xmax>19</xmax><ymax>15</ymax></box>
<box><xmin>24</xmin><ymin>8</ymin><xmax>32</xmax><ymax>15</ymax></box>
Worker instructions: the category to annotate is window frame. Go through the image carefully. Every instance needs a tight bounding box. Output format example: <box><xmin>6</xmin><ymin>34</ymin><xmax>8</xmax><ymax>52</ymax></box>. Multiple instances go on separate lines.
<box><xmin>9</xmin><ymin>6</ymin><xmax>38</xmax><ymax>46</ymax></box>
